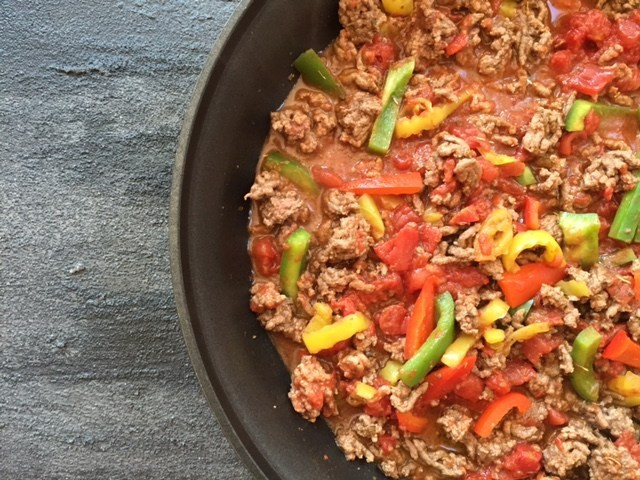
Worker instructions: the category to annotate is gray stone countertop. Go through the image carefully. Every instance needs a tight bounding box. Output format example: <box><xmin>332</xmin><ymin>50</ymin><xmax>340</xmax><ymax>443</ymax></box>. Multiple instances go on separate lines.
<box><xmin>0</xmin><ymin>1</ymin><xmax>252</xmax><ymax>478</ymax></box>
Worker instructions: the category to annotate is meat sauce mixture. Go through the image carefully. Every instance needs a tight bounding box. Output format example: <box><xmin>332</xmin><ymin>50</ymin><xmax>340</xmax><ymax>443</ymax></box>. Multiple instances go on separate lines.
<box><xmin>246</xmin><ymin>0</ymin><xmax>640</xmax><ymax>478</ymax></box>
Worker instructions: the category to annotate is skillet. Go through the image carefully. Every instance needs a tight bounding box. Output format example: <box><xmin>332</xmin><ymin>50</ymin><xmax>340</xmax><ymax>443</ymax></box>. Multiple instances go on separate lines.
<box><xmin>170</xmin><ymin>0</ymin><xmax>384</xmax><ymax>478</ymax></box>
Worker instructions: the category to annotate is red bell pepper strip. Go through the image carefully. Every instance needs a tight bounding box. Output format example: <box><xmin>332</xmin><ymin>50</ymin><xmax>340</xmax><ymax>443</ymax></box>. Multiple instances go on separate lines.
<box><xmin>341</xmin><ymin>172</ymin><xmax>424</xmax><ymax>195</ymax></box>
<box><xmin>499</xmin><ymin>161</ymin><xmax>526</xmax><ymax>178</ymax></box>
<box><xmin>524</xmin><ymin>197</ymin><xmax>541</xmax><ymax>230</ymax></box>
<box><xmin>397</xmin><ymin>411</ymin><xmax>429</xmax><ymax>433</ymax></box>
<box><xmin>422</xmin><ymin>355</ymin><xmax>477</xmax><ymax>403</ymax></box>
<box><xmin>404</xmin><ymin>278</ymin><xmax>435</xmax><ymax>360</ymax></box>
<box><xmin>634</xmin><ymin>271</ymin><xmax>640</xmax><ymax>302</ymax></box>
<box><xmin>473</xmin><ymin>392</ymin><xmax>532</xmax><ymax>438</ymax></box>
<box><xmin>603</xmin><ymin>331</ymin><xmax>640</xmax><ymax>369</ymax></box>
<box><xmin>498</xmin><ymin>262</ymin><xmax>567</xmax><ymax>307</ymax></box>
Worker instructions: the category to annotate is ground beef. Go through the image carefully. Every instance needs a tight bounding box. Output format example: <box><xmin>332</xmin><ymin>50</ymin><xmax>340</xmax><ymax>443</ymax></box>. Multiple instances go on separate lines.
<box><xmin>582</xmin><ymin>150</ymin><xmax>640</xmax><ymax>195</ymax></box>
<box><xmin>316</xmin><ymin>267</ymin><xmax>358</xmax><ymax>301</ymax></box>
<box><xmin>589</xmin><ymin>439</ymin><xmax>640</xmax><ymax>479</ymax></box>
<box><xmin>338</xmin><ymin>351</ymin><xmax>373</xmax><ymax>379</ymax></box>
<box><xmin>390</xmin><ymin>381</ymin><xmax>430</xmax><ymax>413</ymax></box>
<box><xmin>477</xmin><ymin>18</ymin><xmax>518</xmax><ymax>76</ymax></box>
<box><xmin>435</xmin><ymin>133</ymin><xmax>472</xmax><ymax>158</ymax></box>
<box><xmin>323</xmin><ymin>189</ymin><xmax>360</xmax><ymax>218</ymax></box>
<box><xmin>250</xmin><ymin>282</ymin><xmax>306</xmax><ymax>342</ymax></box>
<box><xmin>531</xmin><ymin>167</ymin><xmax>563</xmax><ymax>197</ymax></box>
<box><xmin>336</xmin><ymin>91</ymin><xmax>381</xmax><ymax>147</ymax></box>
<box><xmin>522</xmin><ymin>105</ymin><xmax>564</xmax><ymax>156</ymax></box>
<box><xmin>246</xmin><ymin>171</ymin><xmax>309</xmax><ymax>228</ymax></box>
<box><xmin>338</xmin><ymin>0</ymin><xmax>387</xmax><ymax>45</ymax></box>
<box><xmin>437</xmin><ymin>405</ymin><xmax>473</xmax><ymax>443</ymax></box>
<box><xmin>289</xmin><ymin>356</ymin><xmax>339</xmax><ymax>422</ymax></box>
<box><xmin>315</xmin><ymin>214</ymin><xmax>373</xmax><ymax>264</ymax></box>
<box><xmin>331</xmin><ymin>29</ymin><xmax>358</xmax><ymax>66</ymax></box>
<box><xmin>597</xmin><ymin>0</ymin><xmax>640</xmax><ymax>13</ymax></box>
<box><xmin>539</xmin><ymin>214</ymin><xmax>563</xmax><ymax>243</ymax></box>
<box><xmin>540</xmin><ymin>284</ymin><xmax>580</xmax><ymax>328</ymax></box>
<box><xmin>454</xmin><ymin>157</ymin><xmax>482</xmax><ymax>196</ymax></box>
<box><xmin>336</xmin><ymin>430</ymin><xmax>376</xmax><ymax>462</ymax></box>
<box><xmin>405</xmin><ymin>438</ymin><xmax>470</xmax><ymax>478</ymax></box>
<box><xmin>467</xmin><ymin>430</ymin><xmax>518</xmax><ymax>466</ymax></box>
<box><xmin>401</xmin><ymin>8</ymin><xmax>458</xmax><ymax>70</ymax></box>
<box><xmin>339</xmin><ymin>65</ymin><xmax>382</xmax><ymax>94</ymax></box>
<box><xmin>455</xmin><ymin>290</ymin><xmax>481</xmax><ymax>335</ymax></box>
<box><xmin>542</xmin><ymin>420</ymin><xmax>599</xmax><ymax>476</ymax></box>
<box><xmin>516</xmin><ymin>0</ymin><xmax>552</xmax><ymax>67</ymax></box>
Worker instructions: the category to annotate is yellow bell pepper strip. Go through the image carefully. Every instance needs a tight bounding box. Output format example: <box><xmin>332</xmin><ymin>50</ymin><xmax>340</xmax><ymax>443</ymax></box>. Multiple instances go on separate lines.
<box><xmin>502</xmin><ymin>230</ymin><xmax>566</xmax><ymax>273</ymax></box>
<box><xmin>280</xmin><ymin>228</ymin><xmax>312</xmax><ymax>299</ymax></box>
<box><xmin>368</xmin><ymin>58</ymin><xmax>415</xmax><ymax>155</ymax></box>
<box><xmin>556</xmin><ymin>280</ymin><xmax>592</xmax><ymax>298</ymax></box>
<box><xmin>558</xmin><ymin>212</ymin><xmax>601</xmax><ymax>268</ymax></box>
<box><xmin>474</xmin><ymin>208</ymin><xmax>514</xmax><ymax>262</ymax></box>
<box><xmin>305</xmin><ymin>302</ymin><xmax>333</xmax><ymax>333</ymax></box>
<box><xmin>441</xmin><ymin>333</ymin><xmax>476</xmax><ymax>368</ymax></box>
<box><xmin>353</xmin><ymin>381</ymin><xmax>378</xmax><ymax>401</ymax></box>
<box><xmin>293</xmin><ymin>49</ymin><xmax>346</xmax><ymax>99</ymax></box>
<box><xmin>399</xmin><ymin>292</ymin><xmax>456</xmax><ymax>387</ymax></box>
<box><xmin>602</xmin><ymin>330</ymin><xmax>640</xmax><ymax>369</ymax></box>
<box><xmin>382</xmin><ymin>0</ymin><xmax>413</xmax><ymax>16</ymax></box>
<box><xmin>473</xmin><ymin>392</ymin><xmax>532</xmax><ymax>438</ymax></box>
<box><xmin>479</xmin><ymin>149</ymin><xmax>518</xmax><ymax>166</ymax></box>
<box><xmin>609</xmin><ymin>172</ymin><xmax>640</xmax><ymax>243</ymax></box>
<box><xmin>606</xmin><ymin>247</ymin><xmax>638</xmax><ymax>266</ymax></box>
<box><xmin>499</xmin><ymin>0</ymin><xmax>518</xmax><ymax>17</ymax></box>
<box><xmin>479</xmin><ymin>298</ymin><xmax>510</xmax><ymax>326</ymax></box>
<box><xmin>516</xmin><ymin>166</ymin><xmax>537</xmax><ymax>187</ymax></box>
<box><xmin>508</xmin><ymin>322</ymin><xmax>551</xmax><ymax>342</ymax></box>
<box><xmin>302</xmin><ymin>312</ymin><xmax>371</xmax><ymax>354</ymax></box>
<box><xmin>570</xmin><ymin>326</ymin><xmax>602</xmax><ymax>402</ymax></box>
<box><xmin>608</xmin><ymin>371</ymin><xmax>640</xmax><ymax>397</ymax></box>
<box><xmin>423</xmin><ymin>211</ymin><xmax>443</xmax><ymax>224</ymax></box>
<box><xmin>263</xmin><ymin>152</ymin><xmax>320</xmax><ymax>196</ymax></box>
<box><xmin>616</xmin><ymin>396</ymin><xmax>640</xmax><ymax>407</ymax></box>
<box><xmin>395</xmin><ymin>90</ymin><xmax>472</xmax><ymax>138</ymax></box>
<box><xmin>358</xmin><ymin>194</ymin><xmax>385</xmax><ymax>240</ymax></box>
<box><xmin>484</xmin><ymin>328</ymin><xmax>506</xmax><ymax>345</ymax></box>
<box><xmin>379</xmin><ymin>360</ymin><xmax>403</xmax><ymax>385</ymax></box>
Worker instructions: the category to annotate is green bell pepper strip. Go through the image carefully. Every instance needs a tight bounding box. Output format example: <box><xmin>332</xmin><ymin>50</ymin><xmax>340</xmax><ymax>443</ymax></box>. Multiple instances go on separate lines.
<box><xmin>368</xmin><ymin>58</ymin><xmax>415</xmax><ymax>155</ymax></box>
<box><xmin>280</xmin><ymin>228</ymin><xmax>311</xmax><ymax>299</ymax></box>
<box><xmin>508</xmin><ymin>299</ymin><xmax>534</xmax><ymax>319</ymax></box>
<box><xmin>565</xmin><ymin>99</ymin><xmax>638</xmax><ymax>132</ymax></box>
<box><xmin>570</xmin><ymin>326</ymin><xmax>602</xmax><ymax>402</ymax></box>
<box><xmin>607</xmin><ymin>247</ymin><xmax>638</xmax><ymax>266</ymax></box>
<box><xmin>263</xmin><ymin>152</ymin><xmax>320</xmax><ymax>196</ymax></box>
<box><xmin>558</xmin><ymin>212</ymin><xmax>601</xmax><ymax>268</ymax></box>
<box><xmin>516</xmin><ymin>166</ymin><xmax>537</xmax><ymax>186</ymax></box>
<box><xmin>293</xmin><ymin>49</ymin><xmax>346</xmax><ymax>100</ymax></box>
<box><xmin>399</xmin><ymin>291</ymin><xmax>455</xmax><ymax>388</ymax></box>
<box><xmin>609</xmin><ymin>172</ymin><xmax>640</xmax><ymax>243</ymax></box>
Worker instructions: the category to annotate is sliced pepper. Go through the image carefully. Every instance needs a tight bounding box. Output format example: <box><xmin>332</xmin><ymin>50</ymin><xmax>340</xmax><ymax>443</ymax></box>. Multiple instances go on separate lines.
<box><xmin>382</xmin><ymin>0</ymin><xmax>414</xmax><ymax>16</ymax></box>
<box><xmin>400</xmin><ymin>292</ymin><xmax>456</xmax><ymax>387</ymax></box>
<box><xmin>499</xmin><ymin>262</ymin><xmax>567</xmax><ymax>307</ymax></box>
<box><xmin>353</xmin><ymin>381</ymin><xmax>378</xmax><ymax>401</ymax></box>
<box><xmin>608</xmin><ymin>371</ymin><xmax>640</xmax><ymax>397</ymax></box>
<box><xmin>499</xmin><ymin>0</ymin><xmax>518</xmax><ymax>17</ymax></box>
<box><xmin>606</xmin><ymin>247</ymin><xmax>638</xmax><ymax>266</ymax></box>
<box><xmin>508</xmin><ymin>322</ymin><xmax>551</xmax><ymax>342</ymax></box>
<box><xmin>473</xmin><ymin>392</ymin><xmax>532</xmax><ymax>438</ymax></box>
<box><xmin>480</xmin><ymin>149</ymin><xmax>518</xmax><ymax>166</ymax></box>
<box><xmin>479</xmin><ymin>298</ymin><xmax>510</xmax><ymax>326</ymax></box>
<box><xmin>565</xmin><ymin>99</ymin><xmax>638</xmax><ymax>132</ymax></box>
<box><xmin>441</xmin><ymin>334</ymin><xmax>476</xmax><ymax>367</ymax></box>
<box><xmin>524</xmin><ymin>197</ymin><xmax>541</xmax><ymax>230</ymax></box>
<box><xmin>341</xmin><ymin>172</ymin><xmax>424</xmax><ymax>195</ymax></box>
<box><xmin>484</xmin><ymin>328</ymin><xmax>506</xmax><ymax>345</ymax></box>
<box><xmin>515</xmin><ymin>166</ymin><xmax>537</xmax><ymax>187</ymax></box>
<box><xmin>302</xmin><ymin>312</ymin><xmax>371</xmax><ymax>354</ymax></box>
<box><xmin>405</xmin><ymin>278</ymin><xmax>435</xmax><ymax>360</ymax></box>
<box><xmin>557</xmin><ymin>280</ymin><xmax>592</xmax><ymax>298</ymax></box>
<box><xmin>602</xmin><ymin>330</ymin><xmax>640</xmax><ymax>369</ymax></box>
<box><xmin>634</xmin><ymin>270</ymin><xmax>640</xmax><ymax>302</ymax></box>
<box><xmin>379</xmin><ymin>360</ymin><xmax>403</xmax><ymax>385</ymax></box>
<box><xmin>358</xmin><ymin>194</ymin><xmax>385</xmax><ymax>240</ymax></box>
<box><xmin>397</xmin><ymin>411</ymin><xmax>429</xmax><ymax>433</ymax></box>
<box><xmin>502</xmin><ymin>230</ymin><xmax>566</xmax><ymax>273</ymax></box>
<box><xmin>395</xmin><ymin>90</ymin><xmax>472</xmax><ymax>138</ymax></box>
<box><xmin>558</xmin><ymin>212</ymin><xmax>601</xmax><ymax>268</ymax></box>
<box><xmin>609</xmin><ymin>172</ymin><xmax>640</xmax><ymax>243</ymax></box>
<box><xmin>422</xmin><ymin>355</ymin><xmax>477</xmax><ymax>403</ymax></box>
<box><xmin>293</xmin><ymin>49</ymin><xmax>345</xmax><ymax>99</ymax></box>
<box><xmin>571</xmin><ymin>326</ymin><xmax>602</xmax><ymax>402</ymax></box>
<box><xmin>280</xmin><ymin>228</ymin><xmax>312</xmax><ymax>299</ymax></box>
<box><xmin>263</xmin><ymin>152</ymin><xmax>320</xmax><ymax>195</ymax></box>
<box><xmin>305</xmin><ymin>302</ymin><xmax>333</xmax><ymax>333</ymax></box>
<box><xmin>508</xmin><ymin>299</ymin><xmax>534</xmax><ymax>319</ymax></box>
<box><xmin>474</xmin><ymin>208</ymin><xmax>514</xmax><ymax>262</ymax></box>
<box><xmin>369</xmin><ymin>58</ymin><xmax>415</xmax><ymax>155</ymax></box>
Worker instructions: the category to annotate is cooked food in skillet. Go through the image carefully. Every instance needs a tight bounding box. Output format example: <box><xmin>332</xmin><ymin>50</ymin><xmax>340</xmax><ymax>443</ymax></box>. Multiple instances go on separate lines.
<box><xmin>245</xmin><ymin>0</ymin><xmax>640</xmax><ymax>478</ymax></box>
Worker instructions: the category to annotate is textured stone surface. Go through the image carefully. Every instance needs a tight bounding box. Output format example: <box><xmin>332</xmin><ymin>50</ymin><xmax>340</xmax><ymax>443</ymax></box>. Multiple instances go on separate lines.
<box><xmin>0</xmin><ymin>1</ymin><xmax>251</xmax><ymax>478</ymax></box>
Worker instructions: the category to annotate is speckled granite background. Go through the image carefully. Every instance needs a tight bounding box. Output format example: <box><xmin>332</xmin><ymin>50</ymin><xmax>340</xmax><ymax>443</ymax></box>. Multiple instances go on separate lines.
<box><xmin>0</xmin><ymin>1</ymin><xmax>252</xmax><ymax>478</ymax></box>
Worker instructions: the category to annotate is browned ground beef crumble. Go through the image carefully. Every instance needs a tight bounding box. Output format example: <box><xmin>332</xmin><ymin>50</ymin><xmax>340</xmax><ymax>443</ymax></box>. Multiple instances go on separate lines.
<box><xmin>245</xmin><ymin>0</ymin><xmax>640</xmax><ymax>478</ymax></box>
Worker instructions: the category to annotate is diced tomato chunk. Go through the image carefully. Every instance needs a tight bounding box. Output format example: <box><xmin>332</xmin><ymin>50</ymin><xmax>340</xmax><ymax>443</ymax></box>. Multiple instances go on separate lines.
<box><xmin>486</xmin><ymin>370</ymin><xmax>511</xmax><ymax>396</ymax></box>
<box><xmin>608</xmin><ymin>277</ymin><xmax>636</xmax><ymax>305</ymax></box>
<box><xmin>500</xmin><ymin>161</ymin><xmax>526</xmax><ymax>178</ymax></box>
<box><xmin>251</xmin><ymin>236</ymin><xmax>280</xmax><ymax>276</ymax></box>
<box><xmin>375</xmin><ymin>304</ymin><xmax>408</xmax><ymax>336</ymax></box>
<box><xmin>502</xmin><ymin>444</ymin><xmax>543</xmax><ymax>479</ymax></box>
<box><xmin>615</xmin><ymin>18</ymin><xmax>640</xmax><ymax>49</ymax></box>
<box><xmin>377</xmin><ymin>434</ymin><xmax>397</xmax><ymax>454</ymax></box>
<box><xmin>478</xmin><ymin>157</ymin><xmax>500</xmax><ymax>182</ymax></box>
<box><xmin>444</xmin><ymin>265</ymin><xmax>490</xmax><ymax>289</ymax></box>
<box><xmin>360</xmin><ymin>35</ymin><xmax>396</xmax><ymax>73</ymax></box>
<box><xmin>374</xmin><ymin>225</ymin><xmax>420</xmax><ymax>272</ymax></box>
<box><xmin>406</xmin><ymin>264</ymin><xmax>444</xmax><ymax>293</ymax></box>
<box><xmin>616</xmin><ymin>431</ymin><xmax>640</xmax><ymax>465</ymax></box>
<box><xmin>547</xmin><ymin>408</ymin><xmax>569</xmax><ymax>426</ymax></box>
<box><xmin>550</xmin><ymin>49</ymin><xmax>575</xmax><ymax>74</ymax></box>
<box><xmin>561</xmin><ymin>63</ymin><xmax>616</xmax><ymax>96</ymax></box>
<box><xmin>359</xmin><ymin>273</ymin><xmax>405</xmax><ymax>305</ymax></box>
<box><xmin>446</xmin><ymin>33</ymin><xmax>468</xmax><ymax>56</ymax></box>
<box><xmin>521</xmin><ymin>334</ymin><xmax>564</xmax><ymax>366</ymax></box>
<box><xmin>421</xmin><ymin>224</ymin><xmax>443</xmax><ymax>253</ymax></box>
<box><xmin>454</xmin><ymin>374</ymin><xmax>484</xmax><ymax>401</ymax></box>
<box><xmin>364</xmin><ymin>395</ymin><xmax>393</xmax><ymax>417</ymax></box>
<box><xmin>391</xmin><ymin>204</ymin><xmax>422</xmax><ymax>232</ymax></box>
